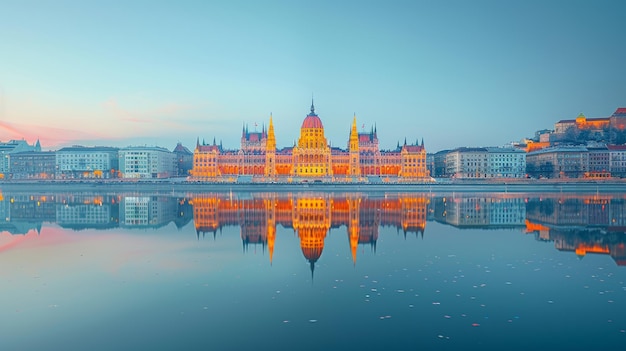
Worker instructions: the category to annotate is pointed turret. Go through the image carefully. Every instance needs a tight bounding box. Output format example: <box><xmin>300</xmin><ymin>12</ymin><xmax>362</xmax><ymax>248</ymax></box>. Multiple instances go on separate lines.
<box><xmin>349</xmin><ymin>115</ymin><xmax>360</xmax><ymax>177</ymax></box>
<box><xmin>265</xmin><ymin>114</ymin><xmax>277</xmax><ymax>178</ymax></box>
<box><xmin>267</xmin><ymin>114</ymin><xmax>276</xmax><ymax>150</ymax></box>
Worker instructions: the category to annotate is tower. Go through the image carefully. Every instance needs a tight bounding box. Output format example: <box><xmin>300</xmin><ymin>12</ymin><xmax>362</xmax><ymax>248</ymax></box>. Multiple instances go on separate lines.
<box><xmin>265</xmin><ymin>114</ymin><xmax>277</xmax><ymax>178</ymax></box>
<box><xmin>349</xmin><ymin>115</ymin><xmax>361</xmax><ymax>178</ymax></box>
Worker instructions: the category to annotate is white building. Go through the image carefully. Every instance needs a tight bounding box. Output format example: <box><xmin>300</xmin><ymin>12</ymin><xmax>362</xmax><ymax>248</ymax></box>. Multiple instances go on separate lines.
<box><xmin>446</xmin><ymin>148</ymin><xmax>488</xmax><ymax>178</ymax></box>
<box><xmin>56</xmin><ymin>146</ymin><xmax>119</xmax><ymax>178</ymax></box>
<box><xmin>445</xmin><ymin>147</ymin><xmax>526</xmax><ymax>179</ymax></box>
<box><xmin>119</xmin><ymin>146</ymin><xmax>177</xmax><ymax>178</ymax></box>
<box><xmin>485</xmin><ymin>147</ymin><xmax>526</xmax><ymax>178</ymax></box>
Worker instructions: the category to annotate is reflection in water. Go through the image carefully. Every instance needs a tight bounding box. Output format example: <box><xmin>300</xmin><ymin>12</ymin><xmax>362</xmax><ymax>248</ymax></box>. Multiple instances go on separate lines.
<box><xmin>1</xmin><ymin>191</ymin><xmax>626</xmax><ymax>266</ymax></box>
<box><xmin>192</xmin><ymin>193</ymin><xmax>429</xmax><ymax>274</ymax></box>
<box><xmin>525</xmin><ymin>195</ymin><xmax>626</xmax><ymax>265</ymax></box>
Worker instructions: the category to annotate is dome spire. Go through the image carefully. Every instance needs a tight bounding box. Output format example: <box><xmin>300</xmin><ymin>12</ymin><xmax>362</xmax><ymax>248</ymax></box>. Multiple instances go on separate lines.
<box><xmin>310</xmin><ymin>94</ymin><xmax>316</xmax><ymax>115</ymax></box>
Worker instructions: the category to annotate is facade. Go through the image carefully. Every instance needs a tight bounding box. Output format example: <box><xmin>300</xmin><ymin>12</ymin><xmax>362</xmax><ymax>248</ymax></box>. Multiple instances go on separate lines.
<box><xmin>0</xmin><ymin>139</ymin><xmax>41</xmax><ymax>176</ymax></box>
<box><xmin>119</xmin><ymin>146</ymin><xmax>177</xmax><ymax>179</ymax></box>
<box><xmin>9</xmin><ymin>151</ymin><xmax>57</xmax><ymax>179</ymax></box>
<box><xmin>445</xmin><ymin>147</ymin><xmax>526</xmax><ymax>179</ymax></box>
<box><xmin>192</xmin><ymin>102</ymin><xmax>430</xmax><ymax>182</ymax></box>
<box><xmin>433</xmin><ymin>149</ymin><xmax>450</xmax><ymax>178</ymax></box>
<box><xmin>56</xmin><ymin>146</ymin><xmax>119</xmax><ymax>179</ymax></box>
<box><xmin>608</xmin><ymin>145</ymin><xmax>626</xmax><ymax>178</ymax></box>
<box><xmin>173</xmin><ymin>142</ymin><xmax>194</xmax><ymax>176</ymax></box>
<box><xmin>526</xmin><ymin>146</ymin><xmax>589</xmax><ymax>179</ymax></box>
<box><xmin>426</xmin><ymin>153</ymin><xmax>435</xmax><ymax>178</ymax></box>
<box><xmin>485</xmin><ymin>147</ymin><xmax>526</xmax><ymax>178</ymax></box>
<box><xmin>446</xmin><ymin>148</ymin><xmax>488</xmax><ymax>178</ymax></box>
<box><xmin>587</xmin><ymin>146</ymin><xmax>610</xmax><ymax>178</ymax></box>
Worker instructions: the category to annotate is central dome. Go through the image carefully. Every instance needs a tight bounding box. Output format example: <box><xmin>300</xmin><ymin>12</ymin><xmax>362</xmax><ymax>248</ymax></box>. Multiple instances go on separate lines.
<box><xmin>302</xmin><ymin>114</ymin><xmax>324</xmax><ymax>129</ymax></box>
<box><xmin>302</xmin><ymin>99</ymin><xmax>324</xmax><ymax>129</ymax></box>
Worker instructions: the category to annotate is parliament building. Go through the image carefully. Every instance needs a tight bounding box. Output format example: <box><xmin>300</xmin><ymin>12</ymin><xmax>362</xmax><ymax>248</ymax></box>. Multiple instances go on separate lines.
<box><xmin>191</xmin><ymin>101</ymin><xmax>430</xmax><ymax>182</ymax></box>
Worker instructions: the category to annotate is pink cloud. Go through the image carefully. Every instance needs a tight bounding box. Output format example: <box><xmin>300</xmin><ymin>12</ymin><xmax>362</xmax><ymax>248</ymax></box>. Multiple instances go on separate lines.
<box><xmin>0</xmin><ymin>120</ymin><xmax>106</xmax><ymax>149</ymax></box>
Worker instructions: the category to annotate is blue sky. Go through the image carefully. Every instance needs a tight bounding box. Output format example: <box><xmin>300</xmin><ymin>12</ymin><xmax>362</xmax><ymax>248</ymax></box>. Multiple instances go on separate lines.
<box><xmin>1</xmin><ymin>0</ymin><xmax>625</xmax><ymax>152</ymax></box>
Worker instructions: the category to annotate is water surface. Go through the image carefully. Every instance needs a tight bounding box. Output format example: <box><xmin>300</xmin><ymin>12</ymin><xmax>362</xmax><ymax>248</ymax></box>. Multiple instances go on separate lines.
<box><xmin>1</xmin><ymin>191</ymin><xmax>625</xmax><ymax>350</ymax></box>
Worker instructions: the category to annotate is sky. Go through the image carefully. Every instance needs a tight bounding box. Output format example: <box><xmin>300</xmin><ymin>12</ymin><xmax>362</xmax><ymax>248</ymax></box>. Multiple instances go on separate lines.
<box><xmin>1</xmin><ymin>0</ymin><xmax>625</xmax><ymax>152</ymax></box>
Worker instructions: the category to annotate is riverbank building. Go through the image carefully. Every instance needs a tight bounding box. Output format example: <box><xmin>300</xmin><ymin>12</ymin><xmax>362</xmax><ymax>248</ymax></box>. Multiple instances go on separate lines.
<box><xmin>192</xmin><ymin>101</ymin><xmax>430</xmax><ymax>182</ymax></box>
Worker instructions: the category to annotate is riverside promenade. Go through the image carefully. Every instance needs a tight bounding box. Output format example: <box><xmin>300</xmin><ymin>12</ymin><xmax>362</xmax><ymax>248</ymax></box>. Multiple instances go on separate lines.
<box><xmin>1</xmin><ymin>178</ymin><xmax>625</xmax><ymax>194</ymax></box>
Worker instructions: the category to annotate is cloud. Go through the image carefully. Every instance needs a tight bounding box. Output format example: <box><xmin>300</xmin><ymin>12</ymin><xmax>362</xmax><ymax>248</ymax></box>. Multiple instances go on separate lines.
<box><xmin>0</xmin><ymin>120</ymin><xmax>106</xmax><ymax>147</ymax></box>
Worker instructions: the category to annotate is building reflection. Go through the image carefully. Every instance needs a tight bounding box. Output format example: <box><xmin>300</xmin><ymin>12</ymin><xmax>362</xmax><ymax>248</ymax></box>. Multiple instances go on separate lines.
<box><xmin>432</xmin><ymin>195</ymin><xmax>526</xmax><ymax>229</ymax></box>
<box><xmin>1</xmin><ymin>190</ymin><xmax>625</xmax><ymax>266</ymax></box>
<box><xmin>191</xmin><ymin>192</ymin><xmax>430</xmax><ymax>271</ymax></box>
<box><xmin>525</xmin><ymin>195</ymin><xmax>626</xmax><ymax>265</ymax></box>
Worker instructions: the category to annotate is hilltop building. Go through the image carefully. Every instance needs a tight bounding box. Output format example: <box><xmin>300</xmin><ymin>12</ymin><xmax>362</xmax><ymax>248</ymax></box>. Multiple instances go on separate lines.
<box><xmin>192</xmin><ymin>101</ymin><xmax>430</xmax><ymax>182</ymax></box>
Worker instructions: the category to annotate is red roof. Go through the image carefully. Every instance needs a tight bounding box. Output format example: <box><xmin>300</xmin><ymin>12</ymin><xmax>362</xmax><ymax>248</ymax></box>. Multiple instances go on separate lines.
<box><xmin>301</xmin><ymin>115</ymin><xmax>324</xmax><ymax>129</ymax></box>
<box><xmin>403</xmin><ymin>145</ymin><xmax>424</xmax><ymax>152</ymax></box>
<box><xmin>359</xmin><ymin>134</ymin><xmax>372</xmax><ymax>142</ymax></box>
<box><xmin>613</xmin><ymin>108</ymin><xmax>626</xmax><ymax>116</ymax></box>
<box><xmin>197</xmin><ymin>145</ymin><xmax>220</xmax><ymax>152</ymax></box>
<box><xmin>607</xmin><ymin>145</ymin><xmax>626</xmax><ymax>151</ymax></box>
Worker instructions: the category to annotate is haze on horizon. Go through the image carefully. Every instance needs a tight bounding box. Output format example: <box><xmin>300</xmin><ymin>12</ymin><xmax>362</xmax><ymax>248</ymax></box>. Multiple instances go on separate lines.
<box><xmin>1</xmin><ymin>0</ymin><xmax>625</xmax><ymax>153</ymax></box>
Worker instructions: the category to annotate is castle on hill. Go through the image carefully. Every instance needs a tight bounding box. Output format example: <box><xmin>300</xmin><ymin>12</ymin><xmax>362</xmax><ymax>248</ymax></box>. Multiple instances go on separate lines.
<box><xmin>191</xmin><ymin>100</ymin><xmax>430</xmax><ymax>182</ymax></box>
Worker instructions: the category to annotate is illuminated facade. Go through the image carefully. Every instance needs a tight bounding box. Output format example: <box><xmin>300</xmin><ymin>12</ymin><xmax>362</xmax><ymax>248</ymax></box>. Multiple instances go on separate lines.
<box><xmin>192</xmin><ymin>101</ymin><xmax>430</xmax><ymax>182</ymax></box>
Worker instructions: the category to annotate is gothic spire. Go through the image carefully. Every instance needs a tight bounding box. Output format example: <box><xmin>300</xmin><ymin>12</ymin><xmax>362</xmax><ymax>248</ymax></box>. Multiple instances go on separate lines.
<box><xmin>310</xmin><ymin>94</ymin><xmax>316</xmax><ymax>115</ymax></box>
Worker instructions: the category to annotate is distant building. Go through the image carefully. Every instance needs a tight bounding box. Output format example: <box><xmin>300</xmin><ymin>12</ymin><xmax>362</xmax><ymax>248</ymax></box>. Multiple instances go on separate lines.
<box><xmin>426</xmin><ymin>153</ymin><xmax>435</xmax><ymax>177</ymax></box>
<box><xmin>446</xmin><ymin>148</ymin><xmax>488</xmax><ymax>179</ymax></box>
<box><xmin>608</xmin><ymin>145</ymin><xmax>626</xmax><ymax>178</ymax></box>
<box><xmin>56</xmin><ymin>146</ymin><xmax>119</xmax><ymax>179</ymax></box>
<box><xmin>551</xmin><ymin>108</ymin><xmax>626</xmax><ymax>144</ymax></box>
<box><xmin>445</xmin><ymin>147</ymin><xmax>525</xmax><ymax>179</ymax></box>
<box><xmin>526</xmin><ymin>146</ymin><xmax>589</xmax><ymax>179</ymax></box>
<box><xmin>173</xmin><ymin>142</ymin><xmax>193</xmax><ymax>176</ymax></box>
<box><xmin>433</xmin><ymin>149</ymin><xmax>450</xmax><ymax>178</ymax></box>
<box><xmin>9</xmin><ymin>151</ymin><xmax>56</xmax><ymax>179</ymax></box>
<box><xmin>0</xmin><ymin>139</ymin><xmax>41</xmax><ymax>176</ymax></box>
<box><xmin>485</xmin><ymin>147</ymin><xmax>526</xmax><ymax>178</ymax></box>
<box><xmin>587</xmin><ymin>146</ymin><xmax>610</xmax><ymax>178</ymax></box>
<box><xmin>119</xmin><ymin>146</ymin><xmax>177</xmax><ymax>178</ymax></box>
